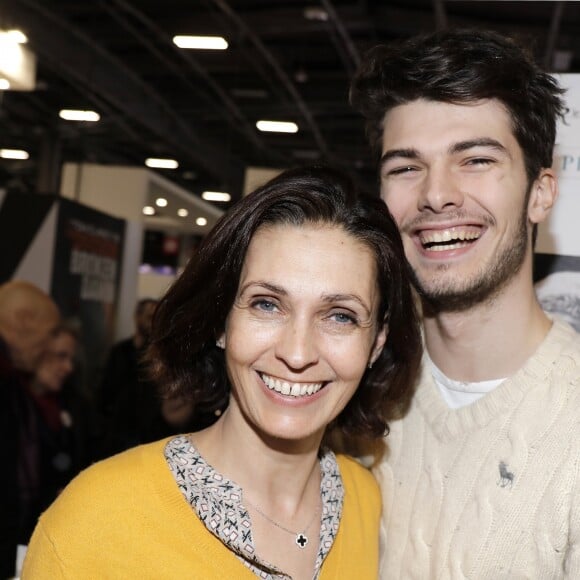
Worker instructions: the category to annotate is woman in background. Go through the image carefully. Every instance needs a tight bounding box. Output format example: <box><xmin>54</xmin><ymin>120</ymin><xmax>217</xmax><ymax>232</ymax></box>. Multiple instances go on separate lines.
<box><xmin>23</xmin><ymin>166</ymin><xmax>421</xmax><ymax>579</ymax></box>
<box><xmin>20</xmin><ymin>324</ymin><xmax>94</xmax><ymax>546</ymax></box>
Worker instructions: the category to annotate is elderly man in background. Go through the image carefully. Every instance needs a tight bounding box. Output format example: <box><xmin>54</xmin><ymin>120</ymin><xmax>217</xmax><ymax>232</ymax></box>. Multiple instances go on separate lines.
<box><xmin>0</xmin><ymin>281</ymin><xmax>60</xmax><ymax>579</ymax></box>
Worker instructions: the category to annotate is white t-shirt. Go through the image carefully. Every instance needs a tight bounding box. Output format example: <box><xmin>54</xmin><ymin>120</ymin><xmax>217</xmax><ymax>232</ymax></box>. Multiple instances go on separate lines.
<box><xmin>427</xmin><ymin>353</ymin><xmax>506</xmax><ymax>409</ymax></box>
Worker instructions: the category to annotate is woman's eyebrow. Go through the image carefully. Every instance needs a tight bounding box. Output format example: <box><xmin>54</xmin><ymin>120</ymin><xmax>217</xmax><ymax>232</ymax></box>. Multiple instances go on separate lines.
<box><xmin>238</xmin><ymin>280</ymin><xmax>287</xmax><ymax>296</ymax></box>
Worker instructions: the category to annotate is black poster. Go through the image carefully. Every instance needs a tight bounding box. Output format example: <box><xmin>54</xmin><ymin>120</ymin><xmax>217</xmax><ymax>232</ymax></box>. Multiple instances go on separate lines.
<box><xmin>51</xmin><ymin>198</ymin><xmax>126</xmax><ymax>390</ymax></box>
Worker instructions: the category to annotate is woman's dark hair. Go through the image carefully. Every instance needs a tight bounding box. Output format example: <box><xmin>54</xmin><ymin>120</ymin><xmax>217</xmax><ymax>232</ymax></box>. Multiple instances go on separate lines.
<box><xmin>147</xmin><ymin>165</ymin><xmax>421</xmax><ymax>438</ymax></box>
<box><xmin>350</xmin><ymin>28</ymin><xmax>566</xmax><ymax>185</ymax></box>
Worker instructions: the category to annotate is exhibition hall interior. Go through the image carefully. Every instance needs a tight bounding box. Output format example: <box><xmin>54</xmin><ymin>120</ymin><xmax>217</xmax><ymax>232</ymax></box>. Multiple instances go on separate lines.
<box><xmin>1</xmin><ymin>2</ymin><xmax>580</xmax><ymax>577</ymax></box>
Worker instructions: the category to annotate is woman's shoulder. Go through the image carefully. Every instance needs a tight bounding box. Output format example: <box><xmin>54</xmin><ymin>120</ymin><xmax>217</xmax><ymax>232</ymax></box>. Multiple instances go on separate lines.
<box><xmin>44</xmin><ymin>439</ymin><xmax>171</xmax><ymax>519</ymax></box>
<box><xmin>336</xmin><ymin>453</ymin><xmax>379</xmax><ymax>495</ymax></box>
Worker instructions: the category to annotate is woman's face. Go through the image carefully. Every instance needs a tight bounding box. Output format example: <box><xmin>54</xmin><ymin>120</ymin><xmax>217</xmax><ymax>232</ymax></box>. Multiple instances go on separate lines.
<box><xmin>221</xmin><ymin>223</ymin><xmax>387</xmax><ymax>444</ymax></box>
<box><xmin>35</xmin><ymin>332</ymin><xmax>77</xmax><ymax>393</ymax></box>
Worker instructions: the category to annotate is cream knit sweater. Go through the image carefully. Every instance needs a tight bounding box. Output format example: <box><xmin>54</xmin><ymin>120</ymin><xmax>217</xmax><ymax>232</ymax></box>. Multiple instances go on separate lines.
<box><xmin>377</xmin><ymin>319</ymin><xmax>580</xmax><ymax>579</ymax></box>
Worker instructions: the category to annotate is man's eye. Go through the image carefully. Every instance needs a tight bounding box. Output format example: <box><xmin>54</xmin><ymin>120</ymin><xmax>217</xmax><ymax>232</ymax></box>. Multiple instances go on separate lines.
<box><xmin>466</xmin><ymin>157</ymin><xmax>494</xmax><ymax>166</ymax></box>
<box><xmin>388</xmin><ymin>166</ymin><xmax>417</xmax><ymax>176</ymax></box>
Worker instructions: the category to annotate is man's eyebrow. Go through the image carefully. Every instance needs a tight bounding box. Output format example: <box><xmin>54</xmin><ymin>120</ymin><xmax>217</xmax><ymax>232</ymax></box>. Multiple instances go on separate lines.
<box><xmin>380</xmin><ymin>139</ymin><xmax>510</xmax><ymax>169</ymax></box>
<box><xmin>380</xmin><ymin>148</ymin><xmax>420</xmax><ymax>168</ymax></box>
<box><xmin>449</xmin><ymin>138</ymin><xmax>509</xmax><ymax>156</ymax></box>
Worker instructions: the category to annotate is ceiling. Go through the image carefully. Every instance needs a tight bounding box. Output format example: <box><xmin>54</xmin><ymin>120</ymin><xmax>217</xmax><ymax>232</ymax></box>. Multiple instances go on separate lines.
<box><xmin>1</xmin><ymin>0</ymin><xmax>580</xmax><ymax>210</ymax></box>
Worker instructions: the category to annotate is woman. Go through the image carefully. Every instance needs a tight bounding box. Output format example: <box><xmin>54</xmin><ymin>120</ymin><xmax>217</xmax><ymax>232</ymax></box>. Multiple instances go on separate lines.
<box><xmin>23</xmin><ymin>166</ymin><xmax>421</xmax><ymax>579</ymax></box>
<box><xmin>21</xmin><ymin>325</ymin><xmax>94</xmax><ymax>545</ymax></box>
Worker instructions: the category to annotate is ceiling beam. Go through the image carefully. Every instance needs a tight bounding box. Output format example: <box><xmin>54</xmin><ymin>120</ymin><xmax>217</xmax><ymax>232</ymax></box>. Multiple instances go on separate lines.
<box><xmin>8</xmin><ymin>0</ymin><xmax>246</xmax><ymax>187</ymax></box>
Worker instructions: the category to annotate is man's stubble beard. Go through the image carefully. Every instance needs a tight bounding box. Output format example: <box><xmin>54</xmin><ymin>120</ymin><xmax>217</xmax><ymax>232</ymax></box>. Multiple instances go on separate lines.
<box><xmin>408</xmin><ymin>203</ymin><xmax>530</xmax><ymax>314</ymax></box>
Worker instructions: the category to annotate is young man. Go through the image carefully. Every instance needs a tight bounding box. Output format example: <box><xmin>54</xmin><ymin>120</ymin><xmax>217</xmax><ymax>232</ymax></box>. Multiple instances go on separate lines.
<box><xmin>351</xmin><ymin>29</ymin><xmax>580</xmax><ymax>578</ymax></box>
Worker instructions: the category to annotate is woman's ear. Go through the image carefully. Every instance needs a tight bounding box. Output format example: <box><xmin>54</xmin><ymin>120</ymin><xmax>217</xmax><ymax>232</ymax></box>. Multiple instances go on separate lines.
<box><xmin>369</xmin><ymin>324</ymin><xmax>388</xmax><ymax>368</ymax></box>
<box><xmin>528</xmin><ymin>168</ymin><xmax>558</xmax><ymax>225</ymax></box>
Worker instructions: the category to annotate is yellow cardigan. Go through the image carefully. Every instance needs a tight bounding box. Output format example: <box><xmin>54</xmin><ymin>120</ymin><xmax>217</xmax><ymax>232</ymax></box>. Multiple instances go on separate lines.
<box><xmin>23</xmin><ymin>439</ymin><xmax>380</xmax><ymax>579</ymax></box>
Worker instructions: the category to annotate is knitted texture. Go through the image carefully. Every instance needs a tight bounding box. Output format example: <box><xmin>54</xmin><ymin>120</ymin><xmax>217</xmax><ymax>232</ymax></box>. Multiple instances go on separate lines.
<box><xmin>22</xmin><ymin>439</ymin><xmax>380</xmax><ymax>579</ymax></box>
<box><xmin>377</xmin><ymin>319</ymin><xmax>580</xmax><ymax>579</ymax></box>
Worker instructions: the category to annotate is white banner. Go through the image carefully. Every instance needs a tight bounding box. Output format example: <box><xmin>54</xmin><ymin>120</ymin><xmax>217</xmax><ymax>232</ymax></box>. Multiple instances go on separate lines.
<box><xmin>535</xmin><ymin>74</ymin><xmax>580</xmax><ymax>331</ymax></box>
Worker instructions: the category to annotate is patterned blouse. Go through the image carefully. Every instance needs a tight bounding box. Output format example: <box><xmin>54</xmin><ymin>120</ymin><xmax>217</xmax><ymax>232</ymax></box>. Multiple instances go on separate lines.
<box><xmin>164</xmin><ymin>435</ymin><xmax>344</xmax><ymax>579</ymax></box>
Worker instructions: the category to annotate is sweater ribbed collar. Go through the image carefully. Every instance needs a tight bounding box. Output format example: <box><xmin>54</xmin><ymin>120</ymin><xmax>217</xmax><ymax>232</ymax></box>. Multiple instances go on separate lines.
<box><xmin>416</xmin><ymin>319</ymin><xmax>577</xmax><ymax>441</ymax></box>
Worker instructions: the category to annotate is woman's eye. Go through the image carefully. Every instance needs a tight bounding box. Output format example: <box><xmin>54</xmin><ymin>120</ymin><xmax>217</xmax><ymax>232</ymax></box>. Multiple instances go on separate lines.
<box><xmin>330</xmin><ymin>312</ymin><xmax>357</xmax><ymax>325</ymax></box>
<box><xmin>251</xmin><ymin>299</ymin><xmax>278</xmax><ymax>312</ymax></box>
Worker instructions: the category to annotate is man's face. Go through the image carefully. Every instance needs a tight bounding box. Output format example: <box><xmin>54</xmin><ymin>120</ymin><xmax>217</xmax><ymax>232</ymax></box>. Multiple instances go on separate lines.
<box><xmin>379</xmin><ymin>99</ymin><xmax>534</xmax><ymax>311</ymax></box>
<box><xmin>10</xmin><ymin>310</ymin><xmax>59</xmax><ymax>373</ymax></box>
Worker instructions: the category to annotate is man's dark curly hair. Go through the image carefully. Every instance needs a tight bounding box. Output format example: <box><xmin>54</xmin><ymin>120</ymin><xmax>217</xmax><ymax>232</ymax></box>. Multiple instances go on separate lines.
<box><xmin>350</xmin><ymin>28</ymin><xmax>566</xmax><ymax>185</ymax></box>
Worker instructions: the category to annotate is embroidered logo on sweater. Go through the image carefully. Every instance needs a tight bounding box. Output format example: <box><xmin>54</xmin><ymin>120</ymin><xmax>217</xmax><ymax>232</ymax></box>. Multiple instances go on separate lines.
<box><xmin>497</xmin><ymin>461</ymin><xmax>514</xmax><ymax>488</ymax></box>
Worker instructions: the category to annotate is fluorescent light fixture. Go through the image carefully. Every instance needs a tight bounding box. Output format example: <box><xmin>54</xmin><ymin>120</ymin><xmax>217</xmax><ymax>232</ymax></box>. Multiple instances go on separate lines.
<box><xmin>177</xmin><ymin>208</ymin><xmax>189</xmax><ymax>217</ymax></box>
<box><xmin>143</xmin><ymin>206</ymin><xmax>155</xmax><ymax>216</ymax></box>
<box><xmin>145</xmin><ymin>158</ymin><xmax>179</xmax><ymax>169</ymax></box>
<box><xmin>304</xmin><ymin>7</ymin><xmax>329</xmax><ymax>21</ymax></box>
<box><xmin>0</xmin><ymin>31</ymin><xmax>36</xmax><ymax>90</ymax></box>
<box><xmin>7</xmin><ymin>30</ymin><xmax>28</xmax><ymax>44</ymax></box>
<box><xmin>173</xmin><ymin>35</ymin><xmax>228</xmax><ymax>50</ymax></box>
<box><xmin>59</xmin><ymin>109</ymin><xmax>100</xmax><ymax>122</ymax></box>
<box><xmin>256</xmin><ymin>120</ymin><xmax>299</xmax><ymax>133</ymax></box>
<box><xmin>196</xmin><ymin>217</ymin><xmax>208</xmax><ymax>226</ymax></box>
<box><xmin>0</xmin><ymin>79</ymin><xmax>10</xmax><ymax>90</ymax></box>
<box><xmin>155</xmin><ymin>197</ymin><xmax>168</xmax><ymax>207</ymax></box>
<box><xmin>0</xmin><ymin>148</ymin><xmax>29</xmax><ymax>160</ymax></box>
<box><xmin>202</xmin><ymin>191</ymin><xmax>231</xmax><ymax>202</ymax></box>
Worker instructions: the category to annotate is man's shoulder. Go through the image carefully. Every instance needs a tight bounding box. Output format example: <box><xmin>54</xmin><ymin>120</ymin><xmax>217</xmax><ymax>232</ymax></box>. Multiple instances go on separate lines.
<box><xmin>548</xmin><ymin>318</ymin><xmax>580</xmax><ymax>363</ymax></box>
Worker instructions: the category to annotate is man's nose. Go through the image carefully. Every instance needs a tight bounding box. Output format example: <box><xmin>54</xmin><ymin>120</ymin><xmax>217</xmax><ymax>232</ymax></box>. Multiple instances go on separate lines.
<box><xmin>419</xmin><ymin>165</ymin><xmax>464</xmax><ymax>212</ymax></box>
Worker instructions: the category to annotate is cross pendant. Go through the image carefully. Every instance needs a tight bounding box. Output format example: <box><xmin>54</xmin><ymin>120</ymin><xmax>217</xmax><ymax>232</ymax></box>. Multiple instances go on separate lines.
<box><xmin>295</xmin><ymin>533</ymin><xmax>308</xmax><ymax>548</ymax></box>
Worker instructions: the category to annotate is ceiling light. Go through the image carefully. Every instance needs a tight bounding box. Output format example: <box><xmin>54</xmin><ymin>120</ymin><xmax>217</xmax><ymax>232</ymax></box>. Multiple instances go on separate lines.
<box><xmin>59</xmin><ymin>109</ymin><xmax>100</xmax><ymax>122</ymax></box>
<box><xmin>256</xmin><ymin>120</ymin><xmax>299</xmax><ymax>133</ymax></box>
<box><xmin>177</xmin><ymin>208</ymin><xmax>189</xmax><ymax>217</ymax></box>
<box><xmin>145</xmin><ymin>158</ymin><xmax>179</xmax><ymax>169</ymax></box>
<box><xmin>155</xmin><ymin>197</ymin><xmax>168</xmax><ymax>207</ymax></box>
<box><xmin>202</xmin><ymin>191</ymin><xmax>231</xmax><ymax>202</ymax></box>
<box><xmin>304</xmin><ymin>7</ymin><xmax>329</xmax><ymax>21</ymax></box>
<box><xmin>196</xmin><ymin>217</ymin><xmax>208</xmax><ymax>226</ymax></box>
<box><xmin>0</xmin><ymin>31</ymin><xmax>36</xmax><ymax>90</ymax></box>
<box><xmin>143</xmin><ymin>206</ymin><xmax>155</xmax><ymax>216</ymax></box>
<box><xmin>173</xmin><ymin>35</ymin><xmax>228</xmax><ymax>50</ymax></box>
<box><xmin>6</xmin><ymin>30</ymin><xmax>28</xmax><ymax>44</ymax></box>
<box><xmin>0</xmin><ymin>148</ymin><xmax>29</xmax><ymax>160</ymax></box>
<box><xmin>0</xmin><ymin>79</ymin><xmax>10</xmax><ymax>90</ymax></box>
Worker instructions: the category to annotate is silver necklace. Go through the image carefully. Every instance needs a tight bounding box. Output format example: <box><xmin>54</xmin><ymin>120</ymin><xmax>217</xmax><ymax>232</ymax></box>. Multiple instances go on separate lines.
<box><xmin>244</xmin><ymin>497</ymin><xmax>320</xmax><ymax>549</ymax></box>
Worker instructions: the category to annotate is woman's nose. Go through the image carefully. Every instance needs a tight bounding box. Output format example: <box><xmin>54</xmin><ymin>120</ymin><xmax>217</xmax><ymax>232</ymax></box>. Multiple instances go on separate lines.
<box><xmin>274</xmin><ymin>318</ymin><xmax>319</xmax><ymax>371</ymax></box>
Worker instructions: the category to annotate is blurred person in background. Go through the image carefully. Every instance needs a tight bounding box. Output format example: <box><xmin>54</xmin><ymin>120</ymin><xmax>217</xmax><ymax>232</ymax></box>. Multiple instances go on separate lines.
<box><xmin>21</xmin><ymin>324</ymin><xmax>96</xmax><ymax>546</ymax></box>
<box><xmin>0</xmin><ymin>280</ymin><xmax>59</xmax><ymax>579</ymax></box>
<box><xmin>97</xmin><ymin>298</ymin><xmax>163</xmax><ymax>455</ymax></box>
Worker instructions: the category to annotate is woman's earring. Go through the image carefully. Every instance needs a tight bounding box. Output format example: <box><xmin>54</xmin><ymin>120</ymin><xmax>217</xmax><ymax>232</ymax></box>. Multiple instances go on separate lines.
<box><xmin>216</xmin><ymin>336</ymin><xmax>225</xmax><ymax>349</ymax></box>
<box><xmin>367</xmin><ymin>360</ymin><xmax>373</xmax><ymax>369</ymax></box>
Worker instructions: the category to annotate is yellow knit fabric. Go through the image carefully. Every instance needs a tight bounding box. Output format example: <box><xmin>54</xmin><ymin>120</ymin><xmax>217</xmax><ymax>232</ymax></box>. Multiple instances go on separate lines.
<box><xmin>23</xmin><ymin>438</ymin><xmax>379</xmax><ymax>579</ymax></box>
